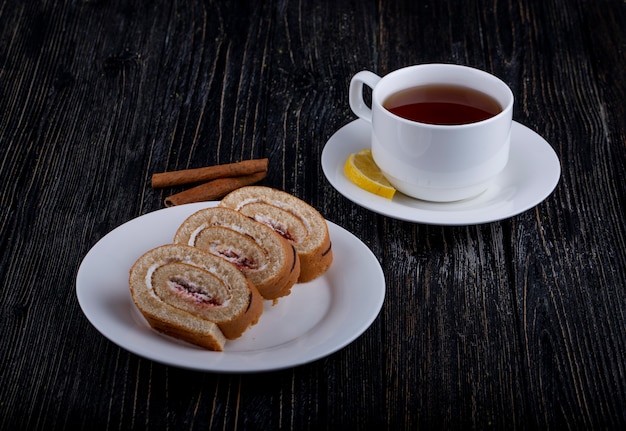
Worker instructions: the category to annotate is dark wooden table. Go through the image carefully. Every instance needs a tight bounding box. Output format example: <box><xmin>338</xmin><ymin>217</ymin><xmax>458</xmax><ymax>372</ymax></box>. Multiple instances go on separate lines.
<box><xmin>2</xmin><ymin>0</ymin><xmax>626</xmax><ymax>429</ymax></box>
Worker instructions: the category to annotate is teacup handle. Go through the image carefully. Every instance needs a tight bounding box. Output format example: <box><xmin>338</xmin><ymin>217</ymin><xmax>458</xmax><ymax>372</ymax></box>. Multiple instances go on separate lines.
<box><xmin>349</xmin><ymin>71</ymin><xmax>381</xmax><ymax>122</ymax></box>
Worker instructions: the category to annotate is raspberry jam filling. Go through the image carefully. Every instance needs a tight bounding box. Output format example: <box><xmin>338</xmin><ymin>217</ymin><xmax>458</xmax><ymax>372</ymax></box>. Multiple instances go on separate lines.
<box><xmin>170</xmin><ymin>277</ymin><xmax>223</xmax><ymax>306</ymax></box>
<box><xmin>254</xmin><ymin>216</ymin><xmax>295</xmax><ymax>242</ymax></box>
<box><xmin>211</xmin><ymin>246</ymin><xmax>259</xmax><ymax>270</ymax></box>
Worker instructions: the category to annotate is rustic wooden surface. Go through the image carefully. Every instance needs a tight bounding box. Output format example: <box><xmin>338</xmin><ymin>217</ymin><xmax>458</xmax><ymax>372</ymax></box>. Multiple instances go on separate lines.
<box><xmin>1</xmin><ymin>0</ymin><xmax>626</xmax><ymax>429</ymax></box>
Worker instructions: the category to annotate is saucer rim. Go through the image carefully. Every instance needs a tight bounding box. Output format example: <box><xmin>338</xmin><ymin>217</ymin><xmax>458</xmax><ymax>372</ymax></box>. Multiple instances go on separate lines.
<box><xmin>321</xmin><ymin>119</ymin><xmax>561</xmax><ymax>225</ymax></box>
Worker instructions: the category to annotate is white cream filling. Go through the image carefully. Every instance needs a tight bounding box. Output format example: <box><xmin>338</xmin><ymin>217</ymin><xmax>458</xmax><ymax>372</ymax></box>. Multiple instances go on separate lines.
<box><xmin>234</xmin><ymin>198</ymin><xmax>261</xmax><ymax>211</ymax></box>
<box><xmin>145</xmin><ymin>263</ymin><xmax>159</xmax><ymax>293</ymax></box>
<box><xmin>189</xmin><ymin>223</ymin><xmax>208</xmax><ymax>245</ymax></box>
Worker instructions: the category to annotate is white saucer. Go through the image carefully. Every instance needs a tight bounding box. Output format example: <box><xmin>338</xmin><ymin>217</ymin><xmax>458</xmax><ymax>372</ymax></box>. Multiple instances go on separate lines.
<box><xmin>76</xmin><ymin>202</ymin><xmax>385</xmax><ymax>373</ymax></box>
<box><xmin>322</xmin><ymin>119</ymin><xmax>561</xmax><ymax>225</ymax></box>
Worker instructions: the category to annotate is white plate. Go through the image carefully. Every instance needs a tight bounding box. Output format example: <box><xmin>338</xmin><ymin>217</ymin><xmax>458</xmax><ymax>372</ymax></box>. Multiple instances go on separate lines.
<box><xmin>76</xmin><ymin>202</ymin><xmax>385</xmax><ymax>373</ymax></box>
<box><xmin>322</xmin><ymin>119</ymin><xmax>561</xmax><ymax>225</ymax></box>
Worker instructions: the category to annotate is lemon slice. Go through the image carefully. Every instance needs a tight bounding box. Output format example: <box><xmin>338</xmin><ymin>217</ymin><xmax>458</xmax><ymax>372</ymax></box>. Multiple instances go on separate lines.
<box><xmin>343</xmin><ymin>149</ymin><xmax>396</xmax><ymax>199</ymax></box>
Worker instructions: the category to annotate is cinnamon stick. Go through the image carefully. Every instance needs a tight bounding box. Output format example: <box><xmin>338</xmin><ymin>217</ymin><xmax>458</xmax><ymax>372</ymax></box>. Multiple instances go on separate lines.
<box><xmin>164</xmin><ymin>171</ymin><xmax>267</xmax><ymax>207</ymax></box>
<box><xmin>152</xmin><ymin>158</ymin><xmax>268</xmax><ymax>188</ymax></box>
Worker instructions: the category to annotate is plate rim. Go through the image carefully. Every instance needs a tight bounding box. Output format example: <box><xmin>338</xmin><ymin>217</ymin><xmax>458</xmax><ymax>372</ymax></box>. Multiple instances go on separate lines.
<box><xmin>322</xmin><ymin>119</ymin><xmax>561</xmax><ymax>225</ymax></box>
<box><xmin>75</xmin><ymin>202</ymin><xmax>385</xmax><ymax>373</ymax></box>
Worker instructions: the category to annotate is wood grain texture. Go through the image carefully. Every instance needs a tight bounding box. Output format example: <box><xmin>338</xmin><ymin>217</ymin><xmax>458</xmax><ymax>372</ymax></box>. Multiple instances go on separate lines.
<box><xmin>1</xmin><ymin>0</ymin><xmax>625</xmax><ymax>429</ymax></box>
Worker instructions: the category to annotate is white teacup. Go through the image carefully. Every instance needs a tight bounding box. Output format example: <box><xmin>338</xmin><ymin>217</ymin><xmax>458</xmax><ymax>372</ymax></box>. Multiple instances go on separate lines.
<box><xmin>349</xmin><ymin>64</ymin><xmax>514</xmax><ymax>202</ymax></box>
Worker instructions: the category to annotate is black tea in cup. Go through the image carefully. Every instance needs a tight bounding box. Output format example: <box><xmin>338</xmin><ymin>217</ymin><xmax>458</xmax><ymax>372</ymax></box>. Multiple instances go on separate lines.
<box><xmin>383</xmin><ymin>84</ymin><xmax>502</xmax><ymax>125</ymax></box>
